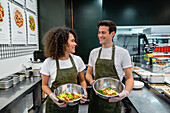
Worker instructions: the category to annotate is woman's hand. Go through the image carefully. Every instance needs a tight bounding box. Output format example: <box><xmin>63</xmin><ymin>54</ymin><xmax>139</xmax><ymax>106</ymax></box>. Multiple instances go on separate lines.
<box><xmin>80</xmin><ymin>91</ymin><xmax>88</xmax><ymax>104</ymax></box>
<box><xmin>49</xmin><ymin>93</ymin><xmax>67</xmax><ymax>107</ymax></box>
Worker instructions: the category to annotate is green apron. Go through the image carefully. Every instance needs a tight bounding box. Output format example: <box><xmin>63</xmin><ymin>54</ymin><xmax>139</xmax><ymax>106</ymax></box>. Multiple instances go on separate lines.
<box><xmin>88</xmin><ymin>45</ymin><xmax>121</xmax><ymax>113</ymax></box>
<box><xmin>46</xmin><ymin>55</ymin><xmax>79</xmax><ymax>113</ymax></box>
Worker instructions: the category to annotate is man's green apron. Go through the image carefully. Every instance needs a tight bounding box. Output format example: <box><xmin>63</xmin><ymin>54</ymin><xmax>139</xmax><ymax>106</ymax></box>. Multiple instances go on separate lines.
<box><xmin>46</xmin><ymin>55</ymin><xmax>79</xmax><ymax>113</ymax></box>
<box><xmin>88</xmin><ymin>45</ymin><xmax>121</xmax><ymax>113</ymax></box>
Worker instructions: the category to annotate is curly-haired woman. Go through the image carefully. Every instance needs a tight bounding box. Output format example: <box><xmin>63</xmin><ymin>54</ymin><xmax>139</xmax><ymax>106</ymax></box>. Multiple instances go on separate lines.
<box><xmin>40</xmin><ymin>27</ymin><xmax>87</xmax><ymax>113</ymax></box>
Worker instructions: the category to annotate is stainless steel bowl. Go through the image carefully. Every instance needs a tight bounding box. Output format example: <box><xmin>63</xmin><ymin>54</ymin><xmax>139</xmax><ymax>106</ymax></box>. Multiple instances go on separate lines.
<box><xmin>93</xmin><ymin>77</ymin><xmax>124</xmax><ymax>99</ymax></box>
<box><xmin>54</xmin><ymin>83</ymin><xmax>86</xmax><ymax>106</ymax></box>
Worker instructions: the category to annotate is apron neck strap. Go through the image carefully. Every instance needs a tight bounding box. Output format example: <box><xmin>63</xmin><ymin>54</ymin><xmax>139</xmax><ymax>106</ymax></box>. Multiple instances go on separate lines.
<box><xmin>56</xmin><ymin>54</ymin><xmax>75</xmax><ymax>69</ymax></box>
<box><xmin>98</xmin><ymin>44</ymin><xmax>115</xmax><ymax>59</ymax></box>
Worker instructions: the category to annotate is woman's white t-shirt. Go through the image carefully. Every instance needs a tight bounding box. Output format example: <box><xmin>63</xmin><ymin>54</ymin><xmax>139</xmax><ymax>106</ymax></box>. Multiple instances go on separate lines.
<box><xmin>40</xmin><ymin>54</ymin><xmax>86</xmax><ymax>87</ymax></box>
<box><xmin>88</xmin><ymin>45</ymin><xmax>132</xmax><ymax>81</ymax></box>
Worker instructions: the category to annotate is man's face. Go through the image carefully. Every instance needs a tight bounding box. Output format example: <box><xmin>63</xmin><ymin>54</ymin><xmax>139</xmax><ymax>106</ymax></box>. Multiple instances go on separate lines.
<box><xmin>98</xmin><ymin>26</ymin><xmax>114</xmax><ymax>45</ymax></box>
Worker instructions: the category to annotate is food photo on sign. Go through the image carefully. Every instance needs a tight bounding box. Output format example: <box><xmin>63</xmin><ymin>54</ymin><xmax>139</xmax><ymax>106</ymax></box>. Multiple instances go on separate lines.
<box><xmin>14</xmin><ymin>9</ymin><xmax>23</xmax><ymax>28</ymax></box>
<box><xmin>29</xmin><ymin>15</ymin><xmax>35</xmax><ymax>31</ymax></box>
<box><xmin>0</xmin><ymin>3</ymin><xmax>4</xmax><ymax>23</ymax></box>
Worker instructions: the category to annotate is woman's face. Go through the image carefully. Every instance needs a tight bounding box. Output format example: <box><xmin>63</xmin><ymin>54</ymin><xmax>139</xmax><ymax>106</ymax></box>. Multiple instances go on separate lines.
<box><xmin>65</xmin><ymin>33</ymin><xmax>77</xmax><ymax>54</ymax></box>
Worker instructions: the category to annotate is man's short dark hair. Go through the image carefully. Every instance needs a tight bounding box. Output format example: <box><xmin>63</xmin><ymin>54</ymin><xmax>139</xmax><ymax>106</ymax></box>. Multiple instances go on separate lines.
<box><xmin>97</xmin><ymin>20</ymin><xmax>117</xmax><ymax>34</ymax></box>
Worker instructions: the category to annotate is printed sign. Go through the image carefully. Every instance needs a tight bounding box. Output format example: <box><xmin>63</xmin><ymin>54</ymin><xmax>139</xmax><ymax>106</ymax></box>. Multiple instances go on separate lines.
<box><xmin>0</xmin><ymin>0</ymin><xmax>10</xmax><ymax>44</ymax></box>
<box><xmin>26</xmin><ymin>11</ymin><xmax>38</xmax><ymax>44</ymax></box>
<box><xmin>9</xmin><ymin>2</ymin><xmax>26</xmax><ymax>44</ymax></box>
<box><xmin>26</xmin><ymin>0</ymin><xmax>37</xmax><ymax>13</ymax></box>
<box><xmin>13</xmin><ymin>0</ymin><xmax>25</xmax><ymax>6</ymax></box>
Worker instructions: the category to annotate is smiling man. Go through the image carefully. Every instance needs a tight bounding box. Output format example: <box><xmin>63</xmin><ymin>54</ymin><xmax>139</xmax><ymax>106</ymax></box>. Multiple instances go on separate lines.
<box><xmin>86</xmin><ymin>20</ymin><xmax>134</xmax><ymax>113</ymax></box>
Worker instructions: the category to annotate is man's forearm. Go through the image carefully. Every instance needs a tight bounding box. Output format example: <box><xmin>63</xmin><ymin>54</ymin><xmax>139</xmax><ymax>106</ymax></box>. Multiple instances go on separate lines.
<box><xmin>86</xmin><ymin>74</ymin><xmax>94</xmax><ymax>84</ymax></box>
<box><xmin>125</xmin><ymin>78</ymin><xmax>134</xmax><ymax>93</ymax></box>
<box><xmin>80</xmin><ymin>80</ymin><xmax>87</xmax><ymax>90</ymax></box>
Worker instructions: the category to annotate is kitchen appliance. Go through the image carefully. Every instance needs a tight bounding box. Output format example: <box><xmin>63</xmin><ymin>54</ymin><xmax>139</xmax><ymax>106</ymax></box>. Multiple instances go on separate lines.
<box><xmin>33</xmin><ymin>50</ymin><xmax>46</xmax><ymax>62</ymax></box>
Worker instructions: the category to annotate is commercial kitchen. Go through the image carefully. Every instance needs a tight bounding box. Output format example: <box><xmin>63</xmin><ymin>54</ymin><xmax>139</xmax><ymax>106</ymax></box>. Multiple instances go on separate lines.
<box><xmin>0</xmin><ymin>0</ymin><xmax>170</xmax><ymax>113</ymax></box>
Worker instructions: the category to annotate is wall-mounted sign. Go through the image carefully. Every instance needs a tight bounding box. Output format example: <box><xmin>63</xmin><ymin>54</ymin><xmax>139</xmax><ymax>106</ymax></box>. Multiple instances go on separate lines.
<box><xmin>0</xmin><ymin>0</ymin><xmax>10</xmax><ymax>44</ymax></box>
<box><xmin>13</xmin><ymin>0</ymin><xmax>25</xmax><ymax>6</ymax></box>
<box><xmin>26</xmin><ymin>0</ymin><xmax>37</xmax><ymax>13</ymax></box>
<box><xmin>26</xmin><ymin>11</ymin><xmax>38</xmax><ymax>44</ymax></box>
<box><xmin>9</xmin><ymin>2</ymin><xmax>26</xmax><ymax>44</ymax></box>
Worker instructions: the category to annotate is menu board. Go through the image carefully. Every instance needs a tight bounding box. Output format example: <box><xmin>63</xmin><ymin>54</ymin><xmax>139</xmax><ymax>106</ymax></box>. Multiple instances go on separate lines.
<box><xmin>26</xmin><ymin>0</ymin><xmax>37</xmax><ymax>13</ymax></box>
<box><xmin>26</xmin><ymin>11</ymin><xmax>37</xmax><ymax>44</ymax></box>
<box><xmin>0</xmin><ymin>0</ymin><xmax>10</xmax><ymax>44</ymax></box>
<box><xmin>9</xmin><ymin>2</ymin><xmax>26</xmax><ymax>44</ymax></box>
<box><xmin>13</xmin><ymin>0</ymin><xmax>25</xmax><ymax>6</ymax></box>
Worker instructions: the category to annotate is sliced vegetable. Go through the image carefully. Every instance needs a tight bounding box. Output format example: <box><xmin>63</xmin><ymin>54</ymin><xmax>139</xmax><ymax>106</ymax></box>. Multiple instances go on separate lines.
<box><xmin>97</xmin><ymin>87</ymin><xmax>119</xmax><ymax>96</ymax></box>
<box><xmin>57</xmin><ymin>92</ymin><xmax>82</xmax><ymax>101</ymax></box>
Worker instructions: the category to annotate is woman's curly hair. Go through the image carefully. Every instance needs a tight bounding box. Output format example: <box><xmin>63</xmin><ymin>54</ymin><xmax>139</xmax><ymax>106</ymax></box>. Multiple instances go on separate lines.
<box><xmin>43</xmin><ymin>27</ymin><xmax>77</xmax><ymax>59</ymax></box>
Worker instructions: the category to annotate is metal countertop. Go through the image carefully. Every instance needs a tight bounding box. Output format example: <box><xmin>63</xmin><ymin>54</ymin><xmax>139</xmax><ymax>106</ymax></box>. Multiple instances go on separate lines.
<box><xmin>0</xmin><ymin>74</ymin><xmax>170</xmax><ymax>113</ymax></box>
<box><xmin>0</xmin><ymin>77</ymin><xmax>42</xmax><ymax>110</ymax></box>
<box><xmin>128</xmin><ymin>73</ymin><xmax>170</xmax><ymax>113</ymax></box>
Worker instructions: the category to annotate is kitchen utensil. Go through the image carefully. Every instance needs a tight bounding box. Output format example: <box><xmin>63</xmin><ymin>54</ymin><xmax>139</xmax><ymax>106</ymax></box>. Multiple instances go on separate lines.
<box><xmin>54</xmin><ymin>83</ymin><xmax>86</xmax><ymax>106</ymax></box>
<box><xmin>93</xmin><ymin>77</ymin><xmax>124</xmax><ymax>99</ymax></box>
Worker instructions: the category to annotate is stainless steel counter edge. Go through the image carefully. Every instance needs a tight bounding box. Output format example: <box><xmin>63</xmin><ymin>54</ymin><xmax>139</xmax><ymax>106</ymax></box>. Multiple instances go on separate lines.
<box><xmin>128</xmin><ymin>73</ymin><xmax>170</xmax><ymax>113</ymax></box>
<box><xmin>0</xmin><ymin>77</ymin><xmax>42</xmax><ymax>110</ymax></box>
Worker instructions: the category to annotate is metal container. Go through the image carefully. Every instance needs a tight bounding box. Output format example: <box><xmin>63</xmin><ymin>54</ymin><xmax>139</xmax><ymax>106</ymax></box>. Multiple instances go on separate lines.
<box><xmin>148</xmin><ymin>73</ymin><xmax>165</xmax><ymax>83</ymax></box>
<box><xmin>0</xmin><ymin>77</ymin><xmax>13</xmax><ymax>89</ymax></box>
<box><xmin>32</xmin><ymin>69</ymin><xmax>41</xmax><ymax>77</ymax></box>
<box><xmin>54</xmin><ymin>83</ymin><xmax>86</xmax><ymax>106</ymax></box>
<box><xmin>162</xmin><ymin>88</ymin><xmax>170</xmax><ymax>98</ymax></box>
<box><xmin>8</xmin><ymin>75</ymin><xmax>20</xmax><ymax>85</ymax></box>
<box><xmin>93</xmin><ymin>77</ymin><xmax>124</xmax><ymax>99</ymax></box>
<box><xmin>19</xmin><ymin>74</ymin><xmax>26</xmax><ymax>81</ymax></box>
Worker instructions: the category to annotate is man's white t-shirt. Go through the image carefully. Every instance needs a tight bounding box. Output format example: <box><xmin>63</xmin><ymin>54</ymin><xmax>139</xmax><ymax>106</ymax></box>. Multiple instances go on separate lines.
<box><xmin>88</xmin><ymin>45</ymin><xmax>132</xmax><ymax>81</ymax></box>
<box><xmin>40</xmin><ymin>54</ymin><xmax>86</xmax><ymax>87</ymax></box>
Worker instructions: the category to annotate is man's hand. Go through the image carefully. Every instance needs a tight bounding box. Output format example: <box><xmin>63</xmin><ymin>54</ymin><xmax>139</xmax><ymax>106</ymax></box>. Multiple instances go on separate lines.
<box><xmin>49</xmin><ymin>93</ymin><xmax>67</xmax><ymax>107</ymax></box>
<box><xmin>109</xmin><ymin>90</ymin><xmax>129</xmax><ymax>102</ymax></box>
<box><xmin>90</xmin><ymin>80</ymin><xmax>95</xmax><ymax>86</ymax></box>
